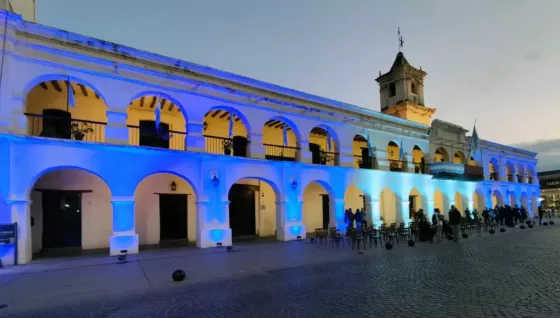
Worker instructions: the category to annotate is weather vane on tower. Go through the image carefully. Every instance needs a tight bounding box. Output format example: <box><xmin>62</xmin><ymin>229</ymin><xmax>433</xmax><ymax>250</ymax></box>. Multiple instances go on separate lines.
<box><xmin>398</xmin><ymin>27</ymin><xmax>404</xmax><ymax>52</ymax></box>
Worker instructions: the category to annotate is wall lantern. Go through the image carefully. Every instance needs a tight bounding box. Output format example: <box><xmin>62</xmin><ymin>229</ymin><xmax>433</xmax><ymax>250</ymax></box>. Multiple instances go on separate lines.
<box><xmin>210</xmin><ymin>170</ymin><xmax>219</xmax><ymax>187</ymax></box>
<box><xmin>170</xmin><ymin>181</ymin><xmax>177</xmax><ymax>192</ymax></box>
<box><xmin>290</xmin><ymin>178</ymin><xmax>298</xmax><ymax>190</ymax></box>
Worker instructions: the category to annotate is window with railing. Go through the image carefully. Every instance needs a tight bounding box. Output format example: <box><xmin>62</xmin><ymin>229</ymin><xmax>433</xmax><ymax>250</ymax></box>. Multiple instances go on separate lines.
<box><xmin>389</xmin><ymin>159</ymin><xmax>405</xmax><ymax>172</ymax></box>
<box><xmin>263</xmin><ymin>143</ymin><xmax>298</xmax><ymax>161</ymax></box>
<box><xmin>128</xmin><ymin>121</ymin><xmax>186</xmax><ymax>150</ymax></box>
<box><xmin>507</xmin><ymin>174</ymin><xmax>514</xmax><ymax>182</ymax></box>
<box><xmin>490</xmin><ymin>172</ymin><xmax>499</xmax><ymax>181</ymax></box>
<box><xmin>204</xmin><ymin>135</ymin><xmax>249</xmax><ymax>157</ymax></box>
<box><xmin>527</xmin><ymin>176</ymin><xmax>533</xmax><ymax>184</ymax></box>
<box><xmin>516</xmin><ymin>175</ymin><xmax>523</xmax><ymax>183</ymax></box>
<box><xmin>25</xmin><ymin>111</ymin><xmax>106</xmax><ymax>143</ymax></box>
<box><xmin>413</xmin><ymin>160</ymin><xmax>426</xmax><ymax>174</ymax></box>
<box><xmin>354</xmin><ymin>155</ymin><xmax>374</xmax><ymax>169</ymax></box>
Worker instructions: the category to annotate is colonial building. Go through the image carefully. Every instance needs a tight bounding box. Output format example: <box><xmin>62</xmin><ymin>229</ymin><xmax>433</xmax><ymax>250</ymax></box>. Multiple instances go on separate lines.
<box><xmin>0</xmin><ymin>8</ymin><xmax>540</xmax><ymax>265</ymax></box>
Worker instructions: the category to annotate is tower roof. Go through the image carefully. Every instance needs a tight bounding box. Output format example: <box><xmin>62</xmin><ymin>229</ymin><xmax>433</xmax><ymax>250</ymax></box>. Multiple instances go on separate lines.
<box><xmin>390</xmin><ymin>52</ymin><xmax>410</xmax><ymax>72</ymax></box>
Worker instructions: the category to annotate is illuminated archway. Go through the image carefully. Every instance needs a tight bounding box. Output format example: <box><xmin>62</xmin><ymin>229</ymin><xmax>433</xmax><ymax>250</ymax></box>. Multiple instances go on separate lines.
<box><xmin>454</xmin><ymin>191</ymin><xmax>464</xmax><ymax>212</ymax></box>
<box><xmin>473</xmin><ymin>190</ymin><xmax>485</xmax><ymax>211</ymax></box>
<box><xmin>25</xmin><ymin>78</ymin><xmax>108</xmax><ymax>142</ymax></box>
<box><xmin>380</xmin><ymin>187</ymin><xmax>397</xmax><ymax>225</ymax></box>
<box><xmin>409</xmin><ymin>188</ymin><xmax>423</xmax><ymax>219</ymax></box>
<box><xmin>489</xmin><ymin>158</ymin><xmax>499</xmax><ymax>180</ymax></box>
<box><xmin>134</xmin><ymin>172</ymin><xmax>197</xmax><ymax>247</ymax></box>
<box><xmin>412</xmin><ymin>145</ymin><xmax>426</xmax><ymax>174</ymax></box>
<box><xmin>492</xmin><ymin>190</ymin><xmax>504</xmax><ymax>207</ymax></box>
<box><xmin>308</xmin><ymin>125</ymin><xmax>340</xmax><ymax>166</ymax></box>
<box><xmin>262</xmin><ymin>116</ymin><xmax>300</xmax><ymax>162</ymax></box>
<box><xmin>202</xmin><ymin>107</ymin><xmax>249</xmax><ymax>157</ymax></box>
<box><xmin>303</xmin><ymin>181</ymin><xmax>334</xmax><ymax>231</ymax></box>
<box><xmin>387</xmin><ymin>141</ymin><xmax>402</xmax><ymax>172</ymax></box>
<box><xmin>435</xmin><ymin>147</ymin><xmax>449</xmax><ymax>162</ymax></box>
<box><xmin>434</xmin><ymin>189</ymin><xmax>444</xmax><ymax>215</ymax></box>
<box><xmin>520</xmin><ymin>192</ymin><xmax>529</xmax><ymax>211</ymax></box>
<box><xmin>126</xmin><ymin>93</ymin><xmax>187</xmax><ymax>150</ymax></box>
<box><xmin>453</xmin><ymin>151</ymin><xmax>466</xmax><ymax>164</ymax></box>
<box><xmin>353</xmin><ymin>134</ymin><xmax>373</xmax><ymax>169</ymax></box>
<box><xmin>29</xmin><ymin>168</ymin><xmax>112</xmax><ymax>259</ymax></box>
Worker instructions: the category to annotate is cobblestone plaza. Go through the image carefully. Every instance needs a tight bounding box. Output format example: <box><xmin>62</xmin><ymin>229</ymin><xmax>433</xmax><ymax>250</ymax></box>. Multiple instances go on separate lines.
<box><xmin>1</xmin><ymin>224</ymin><xmax>559</xmax><ymax>317</ymax></box>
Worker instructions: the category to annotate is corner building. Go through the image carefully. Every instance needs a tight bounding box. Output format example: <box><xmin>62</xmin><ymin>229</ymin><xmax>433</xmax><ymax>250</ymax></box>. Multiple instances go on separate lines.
<box><xmin>0</xmin><ymin>10</ymin><xmax>540</xmax><ymax>265</ymax></box>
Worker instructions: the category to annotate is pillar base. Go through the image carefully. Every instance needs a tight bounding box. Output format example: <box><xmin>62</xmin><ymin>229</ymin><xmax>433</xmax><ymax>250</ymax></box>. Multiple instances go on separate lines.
<box><xmin>277</xmin><ymin>224</ymin><xmax>306</xmax><ymax>241</ymax></box>
<box><xmin>197</xmin><ymin>228</ymin><xmax>232</xmax><ymax>248</ymax></box>
<box><xmin>109</xmin><ymin>234</ymin><xmax>139</xmax><ymax>255</ymax></box>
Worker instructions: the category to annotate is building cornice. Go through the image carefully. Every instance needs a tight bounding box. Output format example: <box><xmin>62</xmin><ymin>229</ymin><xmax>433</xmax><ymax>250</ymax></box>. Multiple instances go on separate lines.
<box><xmin>479</xmin><ymin>139</ymin><xmax>538</xmax><ymax>158</ymax></box>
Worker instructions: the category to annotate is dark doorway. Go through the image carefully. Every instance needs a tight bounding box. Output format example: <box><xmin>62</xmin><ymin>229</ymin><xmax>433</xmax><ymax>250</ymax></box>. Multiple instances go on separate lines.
<box><xmin>321</xmin><ymin>195</ymin><xmax>330</xmax><ymax>229</ymax></box>
<box><xmin>228</xmin><ymin>184</ymin><xmax>256</xmax><ymax>237</ymax></box>
<box><xmin>139</xmin><ymin>120</ymin><xmax>170</xmax><ymax>149</ymax></box>
<box><xmin>232</xmin><ymin>136</ymin><xmax>248</xmax><ymax>157</ymax></box>
<box><xmin>309</xmin><ymin>143</ymin><xmax>321</xmax><ymax>164</ymax></box>
<box><xmin>40</xmin><ymin>109</ymin><xmax>71</xmax><ymax>139</ymax></box>
<box><xmin>409</xmin><ymin>195</ymin><xmax>416</xmax><ymax>219</ymax></box>
<box><xmin>42</xmin><ymin>190</ymin><xmax>82</xmax><ymax>250</ymax></box>
<box><xmin>159</xmin><ymin>194</ymin><xmax>188</xmax><ymax>241</ymax></box>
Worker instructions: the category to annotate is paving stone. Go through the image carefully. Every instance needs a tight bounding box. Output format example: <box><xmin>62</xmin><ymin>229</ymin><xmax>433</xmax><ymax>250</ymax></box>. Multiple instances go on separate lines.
<box><xmin>2</xmin><ymin>226</ymin><xmax>560</xmax><ymax>317</ymax></box>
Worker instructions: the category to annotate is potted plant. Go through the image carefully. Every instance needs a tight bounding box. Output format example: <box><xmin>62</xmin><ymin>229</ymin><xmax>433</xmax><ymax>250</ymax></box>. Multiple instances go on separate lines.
<box><xmin>222</xmin><ymin>139</ymin><xmax>233</xmax><ymax>155</ymax></box>
<box><xmin>71</xmin><ymin>123</ymin><xmax>94</xmax><ymax>141</ymax></box>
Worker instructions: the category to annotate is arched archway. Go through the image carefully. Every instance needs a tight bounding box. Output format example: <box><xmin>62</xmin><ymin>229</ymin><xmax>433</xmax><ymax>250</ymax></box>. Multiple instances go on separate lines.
<box><xmin>353</xmin><ymin>134</ymin><xmax>373</xmax><ymax>169</ymax></box>
<box><xmin>203</xmin><ymin>107</ymin><xmax>249</xmax><ymax>157</ymax></box>
<box><xmin>126</xmin><ymin>93</ymin><xmax>187</xmax><ymax>150</ymax></box>
<box><xmin>380</xmin><ymin>187</ymin><xmax>397</xmax><ymax>225</ymax></box>
<box><xmin>434</xmin><ymin>147</ymin><xmax>449</xmax><ymax>162</ymax></box>
<box><xmin>468</xmin><ymin>156</ymin><xmax>476</xmax><ymax>166</ymax></box>
<box><xmin>262</xmin><ymin>117</ymin><xmax>300</xmax><ymax>162</ymax></box>
<box><xmin>134</xmin><ymin>172</ymin><xmax>197</xmax><ymax>247</ymax></box>
<box><xmin>505</xmin><ymin>162</ymin><xmax>515</xmax><ymax>182</ymax></box>
<box><xmin>489</xmin><ymin>158</ymin><xmax>499</xmax><ymax>180</ymax></box>
<box><xmin>492</xmin><ymin>190</ymin><xmax>504</xmax><ymax>208</ymax></box>
<box><xmin>412</xmin><ymin>145</ymin><xmax>426</xmax><ymax>174</ymax></box>
<box><xmin>454</xmin><ymin>191</ymin><xmax>464</xmax><ymax>212</ymax></box>
<box><xmin>228</xmin><ymin>178</ymin><xmax>280</xmax><ymax>239</ymax></box>
<box><xmin>29</xmin><ymin>168</ymin><xmax>112</xmax><ymax>259</ymax></box>
<box><xmin>344</xmin><ymin>184</ymin><xmax>372</xmax><ymax>226</ymax></box>
<box><xmin>520</xmin><ymin>192</ymin><xmax>529</xmax><ymax>212</ymax></box>
<box><xmin>434</xmin><ymin>189</ymin><xmax>444</xmax><ymax>216</ymax></box>
<box><xmin>516</xmin><ymin>164</ymin><xmax>525</xmax><ymax>182</ymax></box>
<box><xmin>473</xmin><ymin>190</ymin><xmax>485</xmax><ymax>212</ymax></box>
<box><xmin>387</xmin><ymin>141</ymin><xmax>403</xmax><ymax>172</ymax></box>
<box><xmin>308</xmin><ymin>126</ymin><xmax>339</xmax><ymax>166</ymax></box>
<box><xmin>303</xmin><ymin>181</ymin><xmax>334</xmax><ymax>231</ymax></box>
<box><xmin>508</xmin><ymin>190</ymin><xmax>516</xmax><ymax>207</ymax></box>
<box><xmin>453</xmin><ymin>151</ymin><xmax>466</xmax><ymax>164</ymax></box>
<box><xmin>409</xmin><ymin>188</ymin><xmax>423</xmax><ymax>219</ymax></box>
<box><xmin>25</xmin><ymin>78</ymin><xmax>108</xmax><ymax>142</ymax></box>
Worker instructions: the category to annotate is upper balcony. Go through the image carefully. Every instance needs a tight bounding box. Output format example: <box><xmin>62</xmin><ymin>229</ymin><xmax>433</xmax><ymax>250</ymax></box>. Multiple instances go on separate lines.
<box><xmin>487</xmin><ymin>158</ymin><xmax>537</xmax><ymax>185</ymax></box>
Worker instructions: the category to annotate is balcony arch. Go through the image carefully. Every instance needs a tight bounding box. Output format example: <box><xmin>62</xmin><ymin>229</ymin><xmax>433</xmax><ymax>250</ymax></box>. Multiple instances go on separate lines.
<box><xmin>262</xmin><ymin>116</ymin><xmax>301</xmax><ymax>162</ymax></box>
<box><xmin>203</xmin><ymin>107</ymin><xmax>250</xmax><ymax>157</ymax></box>
<box><xmin>489</xmin><ymin>157</ymin><xmax>499</xmax><ymax>180</ymax></box>
<box><xmin>126</xmin><ymin>92</ymin><xmax>187</xmax><ymax>151</ymax></box>
<box><xmin>387</xmin><ymin>141</ymin><xmax>403</xmax><ymax>172</ymax></box>
<box><xmin>468</xmin><ymin>156</ymin><xmax>476</xmax><ymax>166</ymax></box>
<box><xmin>24</xmin><ymin>76</ymin><xmax>108</xmax><ymax>143</ymax></box>
<box><xmin>434</xmin><ymin>147</ymin><xmax>449</xmax><ymax>162</ymax></box>
<box><xmin>352</xmin><ymin>134</ymin><xmax>374</xmax><ymax>169</ymax></box>
<box><xmin>453</xmin><ymin>151</ymin><xmax>466</xmax><ymax>164</ymax></box>
<box><xmin>308</xmin><ymin>125</ymin><xmax>339</xmax><ymax>166</ymax></box>
<box><xmin>412</xmin><ymin>145</ymin><xmax>426</xmax><ymax>174</ymax></box>
<box><xmin>505</xmin><ymin>161</ymin><xmax>515</xmax><ymax>182</ymax></box>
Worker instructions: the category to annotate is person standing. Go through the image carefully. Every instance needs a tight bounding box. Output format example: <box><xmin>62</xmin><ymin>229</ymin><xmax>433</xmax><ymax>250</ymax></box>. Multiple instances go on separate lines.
<box><xmin>538</xmin><ymin>205</ymin><xmax>544</xmax><ymax>225</ymax></box>
<box><xmin>449</xmin><ymin>205</ymin><xmax>462</xmax><ymax>242</ymax></box>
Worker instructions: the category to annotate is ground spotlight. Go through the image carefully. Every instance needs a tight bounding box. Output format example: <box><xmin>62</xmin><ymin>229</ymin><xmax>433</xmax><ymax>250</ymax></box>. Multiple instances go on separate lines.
<box><xmin>543</xmin><ymin>222</ymin><xmax>549</xmax><ymax>226</ymax></box>
<box><xmin>385</xmin><ymin>242</ymin><xmax>393</xmax><ymax>250</ymax></box>
<box><xmin>216</xmin><ymin>242</ymin><xmax>222</xmax><ymax>247</ymax></box>
<box><xmin>310</xmin><ymin>238</ymin><xmax>316</xmax><ymax>243</ymax></box>
<box><xmin>172</xmin><ymin>269</ymin><xmax>186</xmax><ymax>282</ymax></box>
<box><xmin>297</xmin><ymin>236</ymin><xmax>302</xmax><ymax>241</ymax></box>
<box><xmin>489</xmin><ymin>229</ymin><xmax>495</xmax><ymax>234</ymax></box>
<box><xmin>117</xmin><ymin>249</ymin><xmax>128</xmax><ymax>263</ymax></box>
<box><xmin>407</xmin><ymin>240</ymin><xmax>415</xmax><ymax>247</ymax></box>
<box><xmin>462</xmin><ymin>233</ymin><xmax>469</xmax><ymax>239</ymax></box>
<box><xmin>550</xmin><ymin>221</ymin><xmax>555</xmax><ymax>225</ymax></box>
<box><xmin>528</xmin><ymin>224</ymin><xmax>534</xmax><ymax>228</ymax></box>
<box><xmin>446</xmin><ymin>234</ymin><xmax>454</xmax><ymax>241</ymax></box>
<box><xmin>520</xmin><ymin>225</ymin><xmax>526</xmax><ymax>229</ymax></box>
<box><xmin>500</xmin><ymin>228</ymin><xmax>506</xmax><ymax>233</ymax></box>
<box><xmin>226</xmin><ymin>246</ymin><xmax>233</xmax><ymax>252</ymax></box>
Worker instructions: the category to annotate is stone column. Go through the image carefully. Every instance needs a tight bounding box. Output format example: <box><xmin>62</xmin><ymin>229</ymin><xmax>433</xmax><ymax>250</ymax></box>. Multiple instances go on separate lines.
<box><xmin>424</xmin><ymin>200</ymin><xmax>435</xmax><ymax>220</ymax></box>
<box><xmin>109</xmin><ymin>197</ymin><xmax>139</xmax><ymax>255</ymax></box>
<box><xmin>405</xmin><ymin>154</ymin><xmax>415</xmax><ymax>173</ymax></box>
<box><xmin>374</xmin><ymin>149</ymin><xmax>389</xmax><ymax>171</ymax></box>
<box><xmin>338</xmin><ymin>144</ymin><xmax>354</xmax><ymax>168</ymax></box>
<box><xmin>186</xmin><ymin>122</ymin><xmax>205</xmax><ymax>152</ymax></box>
<box><xmin>398</xmin><ymin>199</ymin><xmax>412</xmax><ymax>225</ymax></box>
<box><xmin>8</xmin><ymin>97</ymin><xmax>26</xmax><ymax>135</ymax></box>
<box><xmin>248</xmin><ymin>132</ymin><xmax>265</xmax><ymax>159</ymax></box>
<box><xmin>196</xmin><ymin>199</ymin><xmax>232</xmax><ymax>248</ymax></box>
<box><xmin>330</xmin><ymin>198</ymin><xmax>346</xmax><ymax>232</ymax></box>
<box><xmin>485</xmin><ymin>190</ymin><xmax>493</xmax><ymax>209</ymax></box>
<box><xmin>6</xmin><ymin>199</ymin><xmax>32</xmax><ymax>264</ymax></box>
<box><xmin>105</xmin><ymin>108</ymin><xmax>128</xmax><ymax>145</ymax></box>
<box><xmin>277</xmin><ymin>200</ymin><xmax>305</xmax><ymax>241</ymax></box>
<box><xmin>368</xmin><ymin>198</ymin><xmax>382</xmax><ymax>228</ymax></box>
<box><xmin>299</xmin><ymin>140</ymin><xmax>312</xmax><ymax>164</ymax></box>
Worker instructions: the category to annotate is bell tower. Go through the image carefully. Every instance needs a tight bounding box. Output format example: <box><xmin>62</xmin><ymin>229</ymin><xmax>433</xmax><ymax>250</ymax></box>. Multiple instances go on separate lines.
<box><xmin>375</xmin><ymin>29</ymin><xmax>435</xmax><ymax>126</ymax></box>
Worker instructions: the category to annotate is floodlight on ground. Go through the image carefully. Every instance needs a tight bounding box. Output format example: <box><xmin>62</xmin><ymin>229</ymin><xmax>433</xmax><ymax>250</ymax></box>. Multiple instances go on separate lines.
<box><xmin>172</xmin><ymin>269</ymin><xmax>186</xmax><ymax>282</ymax></box>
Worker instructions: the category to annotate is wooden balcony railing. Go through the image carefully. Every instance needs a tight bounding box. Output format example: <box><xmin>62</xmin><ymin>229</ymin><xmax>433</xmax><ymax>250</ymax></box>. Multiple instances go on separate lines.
<box><xmin>413</xmin><ymin>161</ymin><xmax>426</xmax><ymax>174</ymax></box>
<box><xmin>527</xmin><ymin>176</ymin><xmax>533</xmax><ymax>184</ymax></box>
<box><xmin>489</xmin><ymin>172</ymin><xmax>499</xmax><ymax>181</ymax></box>
<box><xmin>204</xmin><ymin>135</ymin><xmax>249</xmax><ymax>157</ymax></box>
<box><xmin>263</xmin><ymin>143</ymin><xmax>298</xmax><ymax>161</ymax></box>
<box><xmin>507</xmin><ymin>174</ymin><xmax>515</xmax><ymax>182</ymax></box>
<box><xmin>354</xmin><ymin>155</ymin><xmax>374</xmax><ymax>169</ymax></box>
<box><xmin>388</xmin><ymin>159</ymin><xmax>405</xmax><ymax>172</ymax></box>
<box><xmin>516</xmin><ymin>175</ymin><xmax>524</xmax><ymax>183</ymax></box>
<box><xmin>128</xmin><ymin>125</ymin><xmax>186</xmax><ymax>150</ymax></box>
<box><xmin>25</xmin><ymin>112</ymin><xmax>106</xmax><ymax>143</ymax></box>
<box><xmin>312</xmin><ymin>151</ymin><xmax>338</xmax><ymax>166</ymax></box>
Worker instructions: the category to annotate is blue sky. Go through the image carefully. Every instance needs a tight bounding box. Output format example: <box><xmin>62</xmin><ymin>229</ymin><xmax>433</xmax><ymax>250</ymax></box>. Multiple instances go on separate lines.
<box><xmin>36</xmin><ymin>0</ymin><xmax>560</xmax><ymax>170</ymax></box>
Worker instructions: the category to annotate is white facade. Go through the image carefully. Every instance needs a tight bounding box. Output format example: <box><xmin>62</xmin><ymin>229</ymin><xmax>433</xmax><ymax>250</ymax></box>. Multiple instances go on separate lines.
<box><xmin>0</xmin><ymin>11</ymin><xmax>540</xmax><ymax>265</ymax></box>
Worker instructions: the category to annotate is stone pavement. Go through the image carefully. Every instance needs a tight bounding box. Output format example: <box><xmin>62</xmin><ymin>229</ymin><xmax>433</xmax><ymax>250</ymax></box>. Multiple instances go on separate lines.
<box><xmin>1</xmin><ymin>223</ymin><xmax>560</xmax><ymax>317</ymax></box>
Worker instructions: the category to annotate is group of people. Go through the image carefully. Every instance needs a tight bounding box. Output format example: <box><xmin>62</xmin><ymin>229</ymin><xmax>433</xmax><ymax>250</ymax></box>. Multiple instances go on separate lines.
<box><xmin>344</xmin><ymin>208</ymin><xmax>367</xmax><ymax>229</ymax></box>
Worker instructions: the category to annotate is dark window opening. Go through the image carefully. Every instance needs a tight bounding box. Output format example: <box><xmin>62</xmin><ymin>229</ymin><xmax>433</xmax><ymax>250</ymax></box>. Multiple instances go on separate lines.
<box><xmin>389</xmin><ymin>82</ymin><xmax>396</xmax><ymax>97</ymax></box>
